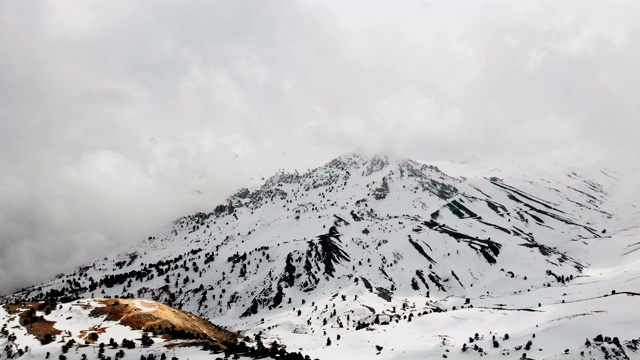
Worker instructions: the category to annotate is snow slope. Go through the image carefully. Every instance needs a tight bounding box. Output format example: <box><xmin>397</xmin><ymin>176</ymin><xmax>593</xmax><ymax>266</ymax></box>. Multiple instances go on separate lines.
<box><xmin>3</xmin><ymin>152</ymin><xmax>640</xmax><ymax>359</ymax></box>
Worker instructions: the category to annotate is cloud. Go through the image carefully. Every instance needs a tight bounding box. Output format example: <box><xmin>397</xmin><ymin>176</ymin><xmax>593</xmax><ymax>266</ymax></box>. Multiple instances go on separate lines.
<box><xmin>1</xmin><ymin>0</ymin><xmax>640</xmax><ymax>294</ymax></box>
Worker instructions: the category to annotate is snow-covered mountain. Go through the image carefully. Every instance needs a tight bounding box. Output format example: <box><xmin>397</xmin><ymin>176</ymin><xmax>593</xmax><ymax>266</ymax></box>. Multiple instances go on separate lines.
<box><xmin>3</xmin><ymin>152</ymin><xmax>640</xmax><ymax>359</ymax></box>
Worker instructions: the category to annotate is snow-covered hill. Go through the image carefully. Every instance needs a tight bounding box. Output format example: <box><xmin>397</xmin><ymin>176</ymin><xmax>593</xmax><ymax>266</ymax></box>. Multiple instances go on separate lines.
<box><xmin>0</xmin><ymin>297</ymin><xmax>308</xmax><ymax>360</ymax></box>
<box><xmin>3</xmin><ymin>152</ymin><xmax>640</xmax><ymax>359</ymax></box>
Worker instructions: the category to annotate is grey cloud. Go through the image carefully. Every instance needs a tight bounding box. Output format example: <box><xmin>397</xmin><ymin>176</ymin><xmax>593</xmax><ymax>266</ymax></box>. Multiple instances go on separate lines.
<box><xmin>1</xmin><ymin>0</ymin><xmax>639</xmax><ymax>294</ymax></box>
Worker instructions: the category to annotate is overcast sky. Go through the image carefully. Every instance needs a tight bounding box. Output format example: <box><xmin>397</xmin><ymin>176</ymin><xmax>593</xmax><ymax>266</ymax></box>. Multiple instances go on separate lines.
<box><xmin>1</xmin><ymin>0</ymin><xmax>639</xmax><ymax>295</ymax></box>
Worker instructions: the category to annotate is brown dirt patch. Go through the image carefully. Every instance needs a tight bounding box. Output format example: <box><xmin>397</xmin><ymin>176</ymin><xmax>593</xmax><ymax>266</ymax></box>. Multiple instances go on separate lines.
<box><xmin>90</xmin><ymin>298</ymin><xmax>238</xmax><ymax>349</ymax></box>
<box><xmin>78</xmin><ymin>325</ymin><xmax>107</xmax><ymax>344</ymax></box>
<box><xmin>4</xmin><ymin>303</ymin><xmax>26</xmax><ymax>315</ymax></box>
<box><xmin>164</xmin><ymin>340</ymin><xmax>211</xmax><ymax>350</ymax></box>
<box><xmin>4</xmin><ymin>302</ymin><xmax>62</xmax><ymax>344</ymax></box>
<box><xmin>22</xmin><ymin>320</ymin><xmax>62</xmax><ymax>344</ymax></box>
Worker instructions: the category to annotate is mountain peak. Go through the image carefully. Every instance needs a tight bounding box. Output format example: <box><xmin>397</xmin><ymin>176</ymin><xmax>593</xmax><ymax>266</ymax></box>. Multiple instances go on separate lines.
<box><xmin>2</xmin><ymin>152</ymin><xmax>637</xmax><ymax>360</ymax></box>
<box><xmin>334</xmin><ymin>151</ymin><xmax>405</xmax><ymax>170</ymax></box>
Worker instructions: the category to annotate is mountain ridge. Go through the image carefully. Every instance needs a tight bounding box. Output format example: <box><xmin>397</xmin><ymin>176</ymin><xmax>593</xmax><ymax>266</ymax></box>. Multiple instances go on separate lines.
<box><xmin>3</xmin><ymin>151</ymin><xmax>640</xmax><ymax>359</ymax></box>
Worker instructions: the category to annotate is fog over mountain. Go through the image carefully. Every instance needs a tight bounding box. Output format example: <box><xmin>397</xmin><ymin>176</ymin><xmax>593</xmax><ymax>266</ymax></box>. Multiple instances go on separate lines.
<box><xmin>1</xmin><ymin>0</ymin><xmax>640</xmax><ymax>295</ymax></box>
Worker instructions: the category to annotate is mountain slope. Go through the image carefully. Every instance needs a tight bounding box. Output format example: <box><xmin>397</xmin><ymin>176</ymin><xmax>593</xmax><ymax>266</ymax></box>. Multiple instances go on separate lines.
<box><xmin>3</xmin><ymin>152</ymin><xmax>640</xmax><ymax>359</ymax></box>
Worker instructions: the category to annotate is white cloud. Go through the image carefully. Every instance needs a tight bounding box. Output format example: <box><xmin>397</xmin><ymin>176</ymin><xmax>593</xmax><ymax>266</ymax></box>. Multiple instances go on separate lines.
<box><xmin>1</xmin><ymin>0</ymin><xmax>640</xmax><ymax>294</ymax></box>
